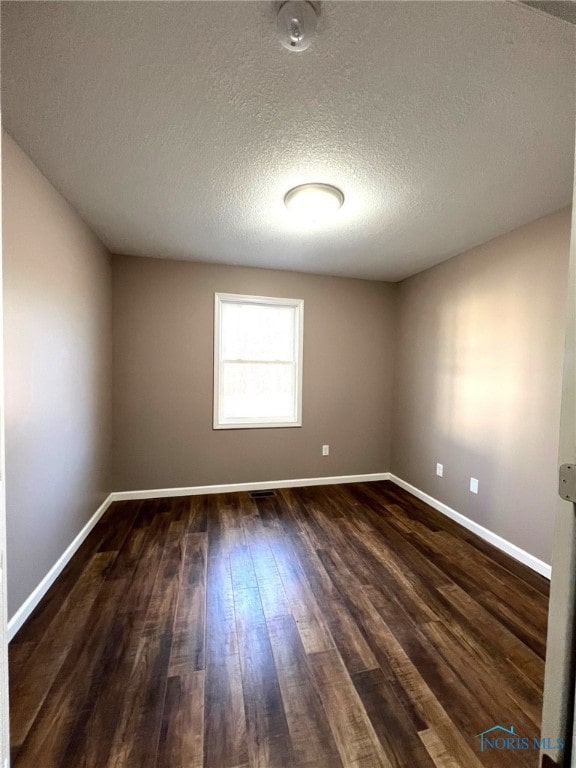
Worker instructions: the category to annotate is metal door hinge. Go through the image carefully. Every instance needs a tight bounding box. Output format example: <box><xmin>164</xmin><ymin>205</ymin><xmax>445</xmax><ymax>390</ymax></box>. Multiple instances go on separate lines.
<box><xmin>559</xmin><ymin>464</ymin><xmax>576</xmax><ymax>501</ymax></box>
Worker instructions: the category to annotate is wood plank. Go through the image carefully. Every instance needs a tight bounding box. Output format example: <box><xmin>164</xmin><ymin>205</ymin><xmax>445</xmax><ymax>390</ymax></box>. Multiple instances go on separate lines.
<box><xmin>419</xmin><ymin>729</ymin><xmax>463</xmax><ymax>768</ymax></box>
<box><xmin>204</xmin><ymin>495</ymin><xmax>248</xmax><ymax>768</ymax></box>
<box><xmin>203</xmin><ymin>654</ymin><xmax>248</xmax><ymax>768</ymax></box>
<box><xmin>157</xmin><ymin>671</ymin><xmax>204</xmax><ymax>768</ymax></box>
<box><xmin>307</xmin><ymin>649</ymin><xmax>393</xmax><ymax>768</ymax></box>
<box><xmin>231</xmin><ymin>502</ymin><xmax>295</xmax><ymax>767</ymax></box>
<box><xmin>169</xmin><ymin>532</ymin><xmax>207</xmax><ymax>674</ymax></box>
<box><xmin>267</xmin><ymin>615</ymin><xmax>343</xmax><ymax>767</ymax></box>
<box><xmin>234</xmin><ymin>587</ymin><xmax>296</xmax><ymax>768</ymax></box>
<box><xmin>59</xmin><ymin>610</ymin><xmax>140</xmax><ymax>768</ymax></box>
<box><xmin>205</xmin><ymin>496</ymin><xmax>239</xmax><ymax>663</ymax></box>
<box><xmin>242</xmin><ymin>508</ymin><xmax>292</xmax><ymax>622</ymax></box>
<box><xmin>265</xmin><ymin>523</ymin><xmax>334</xmax><ymax>655</ymax></box>
<box><xmin>106</xmin><ymin>630</ymin><xmax>173</xmax><ymax>768</ymax></box>
<box><xmin>144</xmin><ymin>520</ymin><xmax>186</xmax><ymax>633</ymax></box>
<box><xmin>352</xmin><ymin>667</ymin><xmax>437</xmax><ymax>768</ymax></box>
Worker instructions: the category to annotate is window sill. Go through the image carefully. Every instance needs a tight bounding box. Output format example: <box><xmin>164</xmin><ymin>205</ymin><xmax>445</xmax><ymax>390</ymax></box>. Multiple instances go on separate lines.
<box><xmin>213</xmin><ymin>421</ymin><xmax>302</xmax><ymax>430</ymax></box>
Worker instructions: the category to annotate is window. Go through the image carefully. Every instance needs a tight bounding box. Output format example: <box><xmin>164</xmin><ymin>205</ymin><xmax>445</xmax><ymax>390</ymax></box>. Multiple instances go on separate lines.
<box><xmin>214</xmin><ymin>293</ymin><xmax>303</xmax><ymax>429</ymax></box>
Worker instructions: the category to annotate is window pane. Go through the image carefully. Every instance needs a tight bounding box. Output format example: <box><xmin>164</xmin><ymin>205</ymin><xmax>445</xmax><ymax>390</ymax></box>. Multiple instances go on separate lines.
<box><xmin>221</xmin><ymin>362</ymin><xmax>296</xmax><ymax>420</ymax></box>
<box><xmin>221</xmin><ymin>302</ymin><xmax>296</xmax><ymax>362</ymax></box>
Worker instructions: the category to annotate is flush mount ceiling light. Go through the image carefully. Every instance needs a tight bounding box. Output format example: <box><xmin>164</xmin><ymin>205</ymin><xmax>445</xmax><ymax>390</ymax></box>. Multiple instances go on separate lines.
<box><xmin>277</xmin><ymin>1</ymin><xmax>318</xmax><ymax>52</ymax></box>
<box><xmin>284</xmin><ymin>183</ymin><xmax>345</xmax><ymax>220</ymax></box>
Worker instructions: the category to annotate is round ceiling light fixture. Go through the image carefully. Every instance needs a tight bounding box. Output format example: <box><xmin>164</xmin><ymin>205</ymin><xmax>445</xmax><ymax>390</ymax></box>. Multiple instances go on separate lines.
<box><xmin>284</xmin><ymin>183</ymin><xmax>345</xmax><ymax>220</ymax></box>
<box><xmin>277</xmin><ymin>1</ymin><xmax>319</xmax><ymax>52</ymax></box>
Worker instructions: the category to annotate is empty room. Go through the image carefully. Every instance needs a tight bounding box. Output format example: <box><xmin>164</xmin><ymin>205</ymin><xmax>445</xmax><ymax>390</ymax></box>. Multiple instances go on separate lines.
<box><xmin>0</xmin><ymin>2</ymin><xmax>575</xmax><ymax>767</ymax></box>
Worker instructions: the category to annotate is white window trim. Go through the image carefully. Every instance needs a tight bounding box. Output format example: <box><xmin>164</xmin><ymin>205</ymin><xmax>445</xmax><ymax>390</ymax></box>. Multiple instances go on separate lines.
<box><xmin>213</xmin><ymin>292</ymin><xmax>304</xmax><ymax>430</ymax></box>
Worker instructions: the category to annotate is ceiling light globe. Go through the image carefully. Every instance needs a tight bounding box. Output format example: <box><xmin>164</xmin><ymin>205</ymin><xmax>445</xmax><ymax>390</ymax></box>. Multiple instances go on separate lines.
<box><xmin>284</xmin><ymin>183</ymin><xmax>344</xmax><ymax>220</ymax></box>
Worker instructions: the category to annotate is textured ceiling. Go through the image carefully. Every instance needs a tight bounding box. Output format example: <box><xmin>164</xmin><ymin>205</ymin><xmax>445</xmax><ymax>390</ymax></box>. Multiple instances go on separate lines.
<box><xmin>2</xmin><ymin>1</ymin><xmax>575</xmax><ymax>281</ymax></box>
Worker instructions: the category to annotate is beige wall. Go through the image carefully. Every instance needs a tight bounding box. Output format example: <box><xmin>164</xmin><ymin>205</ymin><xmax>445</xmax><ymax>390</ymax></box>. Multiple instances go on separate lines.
<box><xmin>3</xmin><ymin>134</ymin><xmax>112</xmax><ymax>619</ymax></box>
<box><xmin>392</xmin><ymin>208</ymin><xmax>571</xmax><ymax>564</ymax></box>
<box><xmin>112</xmin><ymin>257</ymin><xmax>396</xmax><ymax>490</ymax></box>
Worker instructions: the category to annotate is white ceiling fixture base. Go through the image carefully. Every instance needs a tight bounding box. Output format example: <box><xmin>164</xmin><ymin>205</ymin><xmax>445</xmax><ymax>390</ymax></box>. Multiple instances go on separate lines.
<box><xmin>277</xmin><ymin>1</ymin><xmax>318</xmax><ymax>52</ymax></box>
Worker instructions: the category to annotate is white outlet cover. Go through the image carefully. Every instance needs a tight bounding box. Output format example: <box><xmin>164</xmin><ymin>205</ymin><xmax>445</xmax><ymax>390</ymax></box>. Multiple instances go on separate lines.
<box><xmin>436</xmin><ymin>463</ymin><xmax>443</xmax><ymax>477</ymax></box>
<box><xmin>470</xmin><ymin>477</ymin><xmax>479</xmax><ymax>494</ymax></box>
<box><xmin>322</xmin><ymin>445</ymin><xmax>329</xmax><ymax>456</ymax></box>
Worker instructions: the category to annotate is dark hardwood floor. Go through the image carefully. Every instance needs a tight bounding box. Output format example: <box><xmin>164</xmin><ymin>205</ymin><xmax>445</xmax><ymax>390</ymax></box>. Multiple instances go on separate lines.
<box><xmin>8</xmin><ymin>481</ymin><xmax>549</xmax><ymax>768</ymax></box>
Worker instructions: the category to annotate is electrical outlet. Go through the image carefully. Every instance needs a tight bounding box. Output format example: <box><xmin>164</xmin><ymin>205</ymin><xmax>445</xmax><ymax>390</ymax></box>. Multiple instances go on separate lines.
<box><xmin>436</xmin><ymin>463</ymin><xmax>443</xmax><ymax>477</ymax></box>
<box><xmin>322</xmin><ymin>445</ymin><xmax>329</xmax><ymax>456</ymax></box>
<box><xmin>470</xmin><ymin>477</ymin><xmax>479</xmax><ymax>494</ymax></box>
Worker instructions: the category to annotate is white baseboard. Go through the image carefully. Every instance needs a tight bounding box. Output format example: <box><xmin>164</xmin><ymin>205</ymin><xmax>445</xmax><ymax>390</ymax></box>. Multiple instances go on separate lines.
<box><xmin>8</xmin><ymin>470</ymin><xmax>550</xmax><ymax>641</ymax></box>
<box><xmin>7</xmin><ymin>493</ymin><xmax>115</xmax><ymax>641</ymax></box>
<box><xmin>109</xmin><ymin>472</ymin><xmax>392</xmax><ymax>502</ymax></box>
<box><xmin>389</xmin><ymin>474</ymin><xmax>551</xmax><ymax>579</ymax></box>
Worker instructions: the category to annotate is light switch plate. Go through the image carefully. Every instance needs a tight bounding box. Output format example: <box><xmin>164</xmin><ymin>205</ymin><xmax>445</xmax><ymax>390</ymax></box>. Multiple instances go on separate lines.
<box><xmin>470</xmin><ymin>477</ymin><xmax>479</xmax><ymax>494</ymax></box>
<box><xmin>436</xmin><ymin>463</ymin><xmax>443</xmax><ymax>477</ymax></box>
